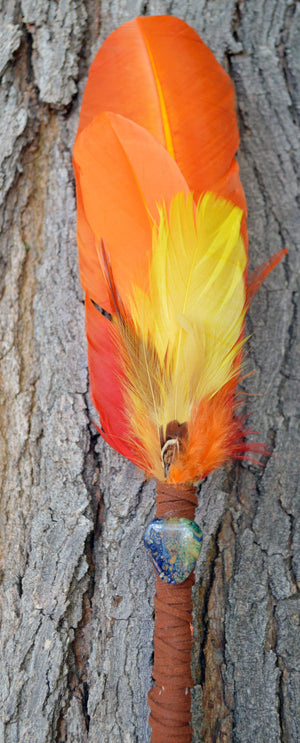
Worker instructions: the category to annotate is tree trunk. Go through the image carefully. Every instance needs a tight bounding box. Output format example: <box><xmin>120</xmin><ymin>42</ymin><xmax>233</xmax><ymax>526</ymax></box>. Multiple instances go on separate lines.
<box><xmin>1</xmin><ymin>2</ymin><xmax>299</xmax><ymax>742</ymax></box>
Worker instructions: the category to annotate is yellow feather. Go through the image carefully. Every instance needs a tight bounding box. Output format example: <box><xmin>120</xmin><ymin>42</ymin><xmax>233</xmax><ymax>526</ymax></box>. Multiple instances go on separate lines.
<box><xmin>129</xmin><ymin>192</ymin><xmax>246</xmax><ymax>425</ymax></box>
<box><xmin>114</xmin><ymin>191</ymin><xmax>247</xmax><ymax>474</ymax></box>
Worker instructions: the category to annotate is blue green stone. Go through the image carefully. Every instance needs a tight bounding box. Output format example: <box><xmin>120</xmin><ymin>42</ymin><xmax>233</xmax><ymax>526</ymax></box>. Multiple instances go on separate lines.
<box><xmin>143</xmin><ymin>517</ymin><xmax>203</xmax><ymax>584</ymax></box>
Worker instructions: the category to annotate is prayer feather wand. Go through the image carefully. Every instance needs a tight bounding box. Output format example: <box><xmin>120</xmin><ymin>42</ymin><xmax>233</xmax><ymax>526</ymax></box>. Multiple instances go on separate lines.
<box><xmin>73</xmin><ymin>16</ymin><xmax>287</xmax><ymax>741</ymax></box>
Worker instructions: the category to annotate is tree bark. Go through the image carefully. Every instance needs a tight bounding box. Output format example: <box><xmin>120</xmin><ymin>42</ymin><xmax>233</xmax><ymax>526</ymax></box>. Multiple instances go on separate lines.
<box><xmin>0</xmin><ymin>2</ymin><xmax>299</xmax><ymax>742</ymax></box>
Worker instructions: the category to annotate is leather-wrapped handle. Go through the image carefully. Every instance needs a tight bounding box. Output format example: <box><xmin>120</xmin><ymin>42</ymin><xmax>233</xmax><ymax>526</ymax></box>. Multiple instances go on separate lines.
<box><xmin>148</xmin><ymin>482</ymin><xmax>197</xmax><ymax>742</ymax></box>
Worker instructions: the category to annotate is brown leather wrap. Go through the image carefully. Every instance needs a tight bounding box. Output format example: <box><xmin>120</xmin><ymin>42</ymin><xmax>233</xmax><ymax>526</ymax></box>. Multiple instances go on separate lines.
<box><xmin>148</xmin><ymin>481</ymin><xmax>197</xmax><ymax>742</ymax></box>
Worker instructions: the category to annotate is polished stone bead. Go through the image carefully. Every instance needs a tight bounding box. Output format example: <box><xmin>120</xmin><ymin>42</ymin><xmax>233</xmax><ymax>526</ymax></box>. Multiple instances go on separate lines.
<box><xmin>144</xmin><ymin>517</ymin><xmax>203</xmax><ymax>584</ymax></box>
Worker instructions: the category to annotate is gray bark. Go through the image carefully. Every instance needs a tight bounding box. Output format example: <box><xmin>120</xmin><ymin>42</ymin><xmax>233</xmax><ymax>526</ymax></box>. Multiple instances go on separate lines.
<box><xmin>0</xmin><ymin>1</ymin><xmax>299</xmax><ymax>742</ymax></box>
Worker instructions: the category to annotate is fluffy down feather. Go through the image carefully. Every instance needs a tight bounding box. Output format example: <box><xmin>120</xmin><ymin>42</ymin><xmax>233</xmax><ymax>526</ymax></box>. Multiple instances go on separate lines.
<box><xmin>105</xmin><ymin>191</ymin><xmax>248</xmax><ymax>482</ymax></box>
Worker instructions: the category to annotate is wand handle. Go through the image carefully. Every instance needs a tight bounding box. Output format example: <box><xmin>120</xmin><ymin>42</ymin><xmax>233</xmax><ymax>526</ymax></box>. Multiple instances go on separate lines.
<box><xmin>148</xmin><ymin>483</ymin><xmax>198</xmax><ymax>742</ymax></box>
<box><xmin>148</xmin><ymin>574</ymin><xmax>194</xmax><ymax>742</ymax></box>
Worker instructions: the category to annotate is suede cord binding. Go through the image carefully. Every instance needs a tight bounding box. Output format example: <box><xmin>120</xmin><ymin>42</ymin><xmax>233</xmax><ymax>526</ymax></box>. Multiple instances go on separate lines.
<box><xmin>148</xmin><ymin>481</ymin><xmax>197</xmax><ymax>742</ymax></box>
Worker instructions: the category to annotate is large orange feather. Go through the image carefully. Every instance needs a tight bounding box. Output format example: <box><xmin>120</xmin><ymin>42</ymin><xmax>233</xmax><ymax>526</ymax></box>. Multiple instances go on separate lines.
<box><xmin>77</xmin><ymin>16</ymin><xmax>241</xmax><ymax>200</ymax></box>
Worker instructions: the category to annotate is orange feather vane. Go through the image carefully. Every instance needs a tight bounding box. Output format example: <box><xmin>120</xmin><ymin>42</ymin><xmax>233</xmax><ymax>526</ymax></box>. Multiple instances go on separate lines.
<box><xmin>74</xmin><ymin>16</ymin><xmax>286</xmax><ymax>486</ymax></box>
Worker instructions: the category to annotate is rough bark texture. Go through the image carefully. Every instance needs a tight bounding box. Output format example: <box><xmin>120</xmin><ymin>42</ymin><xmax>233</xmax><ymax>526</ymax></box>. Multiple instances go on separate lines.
<box><xmin>0</xmin><ymin>1</ymin><xmax>299</xmax><ymax>742</ymax></box>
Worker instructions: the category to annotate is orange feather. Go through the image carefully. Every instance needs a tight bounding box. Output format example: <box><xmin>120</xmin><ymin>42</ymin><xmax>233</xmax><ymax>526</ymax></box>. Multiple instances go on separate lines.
<box><xmin>74</xmin><ymin>110</ymin><xmax>189</xmax><ymax>308</ymax></box>
<box><xmin>77</xmin><ymin>17</ymin><xmax>241</xmax><ymax>200</ymax></box>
